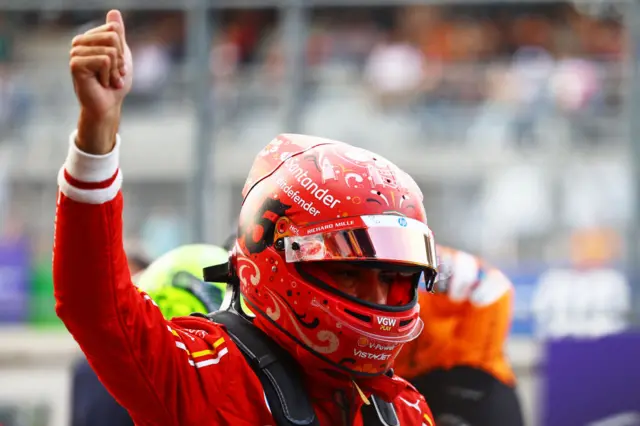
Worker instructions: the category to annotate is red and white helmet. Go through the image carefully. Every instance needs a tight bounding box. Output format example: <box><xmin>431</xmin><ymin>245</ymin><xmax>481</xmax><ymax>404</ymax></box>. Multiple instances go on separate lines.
<box><xmin>232</xmin><ymin>134</ymin><xmax>438</xmax><ymax>377</ymax></box>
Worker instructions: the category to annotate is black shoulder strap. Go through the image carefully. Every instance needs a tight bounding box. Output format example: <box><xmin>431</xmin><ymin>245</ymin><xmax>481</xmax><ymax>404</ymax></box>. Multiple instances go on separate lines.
<box><xmin>361</xmin><ymin>396</ymin><xmax>400</xmax><ymax>426</ymax></box>
<box><xmin>201</xmin><ymin>310</ymin><xmax>319</xmax><ymax>426</ymax></box>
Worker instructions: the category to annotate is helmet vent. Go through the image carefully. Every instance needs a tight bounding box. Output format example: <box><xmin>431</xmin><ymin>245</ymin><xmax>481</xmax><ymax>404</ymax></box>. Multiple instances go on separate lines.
<box><xmin>344</xmin><ymin>309</ymin><xmax>371</xmax><ymax>323</ymax></box>
<box><xmin>399</xmin><ymin>318</ymin><xmax>414</xmax><ymax>327</ymax></box>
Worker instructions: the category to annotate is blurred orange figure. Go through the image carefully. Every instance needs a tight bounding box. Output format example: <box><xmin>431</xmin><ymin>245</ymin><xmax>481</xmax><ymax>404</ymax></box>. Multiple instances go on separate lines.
<box><xmin>394</xmin><ymin>245</ymin><xmax>524</xmax><ymax>426</ymax></box>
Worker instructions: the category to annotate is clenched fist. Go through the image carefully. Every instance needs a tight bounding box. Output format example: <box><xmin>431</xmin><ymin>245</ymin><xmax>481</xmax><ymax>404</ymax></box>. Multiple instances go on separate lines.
<box><xmin>70</xmin><ymin>10</ymin><xmax>133</xmax><ymax>155</ymax></box>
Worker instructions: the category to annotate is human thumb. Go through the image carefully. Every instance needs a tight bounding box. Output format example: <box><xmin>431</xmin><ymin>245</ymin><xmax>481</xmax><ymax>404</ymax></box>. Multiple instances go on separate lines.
<box><xmin>106</xmin><ymin>10</ymin><xmax>126</xmax><ymax>39</ymax></box>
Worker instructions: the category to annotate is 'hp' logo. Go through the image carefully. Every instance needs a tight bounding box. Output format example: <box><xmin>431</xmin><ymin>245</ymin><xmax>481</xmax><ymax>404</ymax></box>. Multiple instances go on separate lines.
<box><xmin>398</xmin><ymin>218</ymin><xmax>407</xmax><ymax>227</ymax></box>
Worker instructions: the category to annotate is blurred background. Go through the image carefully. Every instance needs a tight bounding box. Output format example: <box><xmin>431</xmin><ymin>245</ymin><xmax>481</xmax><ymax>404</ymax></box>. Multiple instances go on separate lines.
<box><xmin>0</xmin><ymin>0</ymin><xmax>638</xmax><ymax>425</ymax></box>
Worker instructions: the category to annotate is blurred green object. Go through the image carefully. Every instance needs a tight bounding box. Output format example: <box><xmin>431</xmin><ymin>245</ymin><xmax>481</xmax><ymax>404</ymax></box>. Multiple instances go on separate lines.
<box><xmin>28</xmin><ymin>255</ymin><xmax>63</xmax><ymax>327</ymax></box>
<box><xmin>136</xmin><ymin>243</ymin><xmax>247</xmax><ymax>319</ymax></box>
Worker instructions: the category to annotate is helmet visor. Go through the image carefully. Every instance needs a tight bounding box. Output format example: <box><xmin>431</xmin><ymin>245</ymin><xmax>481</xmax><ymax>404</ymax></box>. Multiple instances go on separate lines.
<box><xmin>284</xmin><ymin>215</ymin><xmax>438</xmax><ymax>290</ymax></box>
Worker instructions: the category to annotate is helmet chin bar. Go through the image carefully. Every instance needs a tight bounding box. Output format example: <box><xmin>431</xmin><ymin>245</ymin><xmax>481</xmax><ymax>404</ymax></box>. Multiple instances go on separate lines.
<box><xmin>203</xmin><ymin>261</ymin><xmax>253</xmax><ymax>320</ymax></box>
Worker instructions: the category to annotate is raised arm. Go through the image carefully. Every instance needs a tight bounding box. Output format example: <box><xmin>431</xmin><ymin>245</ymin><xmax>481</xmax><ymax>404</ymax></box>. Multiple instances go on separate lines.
<box><xmin>53</xmin><ymin>11</ymin><xmax>194</xmax><ymax>425</ymax></box>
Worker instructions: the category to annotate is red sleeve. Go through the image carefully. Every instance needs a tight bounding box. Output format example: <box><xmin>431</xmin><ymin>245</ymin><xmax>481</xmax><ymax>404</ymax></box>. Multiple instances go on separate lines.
<box><xmin>53</xmin><ymin>132</ymin><xmax>198</xmax><ymax>425</ymax></box>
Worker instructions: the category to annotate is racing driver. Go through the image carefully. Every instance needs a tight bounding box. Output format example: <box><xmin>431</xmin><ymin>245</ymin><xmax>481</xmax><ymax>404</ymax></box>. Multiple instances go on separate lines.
<box><xmin>54</xmin><ymin>10</ymin><xmax>437</xmax><ymax>425</ymax></box>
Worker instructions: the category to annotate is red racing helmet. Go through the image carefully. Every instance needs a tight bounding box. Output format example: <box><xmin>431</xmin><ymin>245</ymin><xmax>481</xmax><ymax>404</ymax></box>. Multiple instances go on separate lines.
<box><xmin>232</xmin><ymin>134</ymin><xmax>438</xmax><ymax>377</ymax></box>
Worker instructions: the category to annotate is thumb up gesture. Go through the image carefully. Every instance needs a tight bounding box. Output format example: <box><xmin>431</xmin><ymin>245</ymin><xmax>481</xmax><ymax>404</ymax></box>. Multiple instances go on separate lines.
<box><xmin>70</xmin><ymin>10</ymin><xmax>133</xmax><ymax>155</ymax></box>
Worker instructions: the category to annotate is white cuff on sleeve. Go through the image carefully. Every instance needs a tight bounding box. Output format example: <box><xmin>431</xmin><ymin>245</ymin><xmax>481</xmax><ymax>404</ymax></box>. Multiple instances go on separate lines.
<box><xmin>57</xmin><ymin>130</ymin><xmax>123</xmax><ymax>204</ymax></box>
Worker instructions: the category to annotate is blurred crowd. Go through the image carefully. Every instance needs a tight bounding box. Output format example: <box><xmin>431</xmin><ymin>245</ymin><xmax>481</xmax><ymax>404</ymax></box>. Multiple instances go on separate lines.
<box><xmin>0</xmin><ymin>3</ymin><xmax>627</xmax><ymax>147</ymax></box>
<box><xmin>117</xmin><ymin>4</ymin><xmax>624</xmax><ymax>147</ymax></box>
